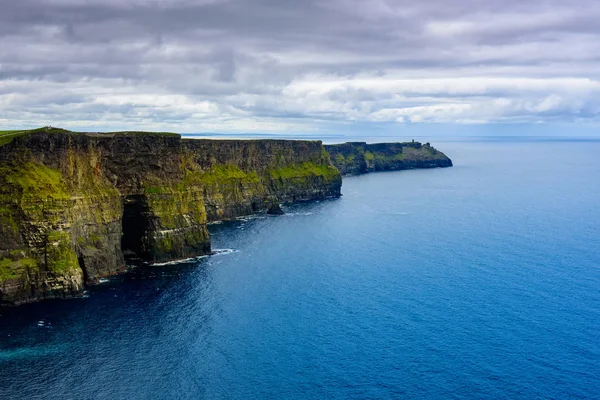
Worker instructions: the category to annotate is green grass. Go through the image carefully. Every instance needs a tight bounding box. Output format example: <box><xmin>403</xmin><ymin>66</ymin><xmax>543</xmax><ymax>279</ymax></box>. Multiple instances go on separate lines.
<box><xmin>0</xmin><ymin>127</ymin><xmax>180</xmax><ymax>146</ymax></box>
<box><xmin>269</xmin><ymin>162</ymin><xmax>339</xmax><ymax>180</ymax></box>
<box><xmin>143</xmin><ymin>164</ymin><xmax>262</xmax><ymax>195</ymax></box>
<box><xmin>46</xmin><ymin>231</ymin><xmax>79</xmax><ymax>273</ymax></box>
<box><xmin>0</xmin><ymin>161</ymin><xmax>69</xmax><ymax>199</ymax></box>
<box><xmin>0</xmin><ymin>127</ymin><xmax>73</xmax><ymax>146</ymax></box>
<box><xmin>179</xmin><ymin>164</ymin><xmax>261</xmax><ymax>188</ymax></box>
<box><xmin>0</xmin><ymin>256</ymin><xmax>38</xmax><ymax>283</ymax></box>
<box><xmin>0</xmin><ymin>130</ymin><xmax>30</xmax><ymax>146</ymax></box>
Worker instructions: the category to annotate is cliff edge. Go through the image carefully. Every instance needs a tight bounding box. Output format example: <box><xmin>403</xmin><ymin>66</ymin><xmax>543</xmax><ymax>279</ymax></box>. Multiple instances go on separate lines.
<box><xmin>325</xmin><ymin>141</ymin><xmax>452</xmax><ymax>175</ymax></box>
<box><xmin>0</xmin><ymin>128</ymin><xmax>341</xmax><ymax>305</ymax></box>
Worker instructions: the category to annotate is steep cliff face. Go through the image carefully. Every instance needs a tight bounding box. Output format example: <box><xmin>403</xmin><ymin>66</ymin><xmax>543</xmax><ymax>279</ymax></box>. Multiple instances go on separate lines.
<box><xmin>325</xmin><ymin>141</ymin><xmax>452</xmax><ymax>175</ymax></box>
<box><xmin>184</xmin><ymin>140</ymin><xmax>341</xmax><ymax>221</ymax></box>
<box><xmin>0</xmin><ymin>128</ymin><xmax>341</xmax><ymax>305</ymax></box>
<box><xmin>0</xmin><ymin>132</ymin><xmax>125</xmax><ymax>305</ymax></box>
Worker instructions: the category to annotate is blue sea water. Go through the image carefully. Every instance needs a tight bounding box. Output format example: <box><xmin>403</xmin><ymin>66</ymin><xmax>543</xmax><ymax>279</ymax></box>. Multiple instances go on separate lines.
<box><xmin>1</xmin><ymin>138</ymin><xmax>600</xmax><ymax>399</ymax></box>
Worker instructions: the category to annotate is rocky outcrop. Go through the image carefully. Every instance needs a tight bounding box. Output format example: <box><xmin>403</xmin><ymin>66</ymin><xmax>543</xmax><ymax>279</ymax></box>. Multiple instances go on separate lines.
<box><xmin>183</xmin><ymin>139</ymin><xmax>340</xmax><ymax>221</ymax></box>
<box><xmin>266</xmin><ymin>203</ymin><xmax>285</xmax><ymax>215</ymax></box>
<box><xmin>0</xmin><ymin>128</ymin><xmax>341</xmax><ymax>305</ymax></box>
<box><xmin>325</xmin><ymin>141</ymin><xmax>452</xmax><ymax>175</ymax></box>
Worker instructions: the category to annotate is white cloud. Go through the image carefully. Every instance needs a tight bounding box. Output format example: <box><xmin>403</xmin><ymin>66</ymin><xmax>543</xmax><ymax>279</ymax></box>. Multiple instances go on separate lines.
<box><xmin>2</xmin><ymin>0</ymin><xmax>600</xmax><ymax>133</ymax></box>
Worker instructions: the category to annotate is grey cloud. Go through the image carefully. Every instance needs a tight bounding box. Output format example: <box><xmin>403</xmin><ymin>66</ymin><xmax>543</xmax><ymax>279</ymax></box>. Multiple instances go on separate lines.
<box><xmin>1</xmin><ymin>0</ymin><xmax>600</xmax><ymax>132</ymax></box>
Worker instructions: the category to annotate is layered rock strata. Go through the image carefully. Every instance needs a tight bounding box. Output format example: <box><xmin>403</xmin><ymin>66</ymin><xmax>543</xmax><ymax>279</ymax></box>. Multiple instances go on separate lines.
<box><xmin>325</xmin><ymin>141</ymin><xmax>452</xmax><ymax>175</ymax></box>
<box><xmin>0</xmin><ymin>129</ymin><xmax>341</xmax><ymax>305</ymax></box>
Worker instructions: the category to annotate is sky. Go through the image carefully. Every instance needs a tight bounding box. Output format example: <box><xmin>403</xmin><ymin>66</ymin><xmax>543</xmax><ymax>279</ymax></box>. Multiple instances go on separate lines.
<box><xmin>1</xmin><ymin>0</ymin><xmax>600</xmax><ymax>136</ymax></box>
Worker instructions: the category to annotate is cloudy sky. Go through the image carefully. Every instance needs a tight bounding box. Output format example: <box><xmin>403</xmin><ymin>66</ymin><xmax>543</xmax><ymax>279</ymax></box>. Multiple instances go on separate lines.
<box><xmin>2</xmin><ymin>0</ymin><xmax>600</xmax><ymax>135</ymax></box>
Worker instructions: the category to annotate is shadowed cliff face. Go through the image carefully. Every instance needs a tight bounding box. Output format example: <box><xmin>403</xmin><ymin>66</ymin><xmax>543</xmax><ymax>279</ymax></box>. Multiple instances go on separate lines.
<box><xmin>0</xmin><ymin>130</ymin><xmax>341</xmax><ymax>305</ymax></box>
<box><xmin>325</xmin><ymin>142</ymin><xmax>452</xmax><ymax>176</ymax></box>
<box><xmin>184</xmin><ymin>140</ymin><xmax>341</xmax><ymax>221</ymax></box>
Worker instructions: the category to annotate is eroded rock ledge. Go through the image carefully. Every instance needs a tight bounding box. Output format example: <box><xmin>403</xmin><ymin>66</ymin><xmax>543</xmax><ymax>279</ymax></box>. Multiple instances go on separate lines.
<box><xmin>325</xmin><ymin>141</ymin><xmax>453</xmax><ymax>176</ymax></box>
<box><xmin>0</xmin><ymin>128</ymin><xmax>341</xmax><ymax>305</ymax></box>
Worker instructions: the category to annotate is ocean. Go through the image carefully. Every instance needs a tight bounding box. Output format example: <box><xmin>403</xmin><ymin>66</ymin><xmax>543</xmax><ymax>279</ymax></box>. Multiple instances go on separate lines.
<box><xmin>1</xmin><ymin>138</ymin><xmax>599</xmax><ymax>399</ymax></box>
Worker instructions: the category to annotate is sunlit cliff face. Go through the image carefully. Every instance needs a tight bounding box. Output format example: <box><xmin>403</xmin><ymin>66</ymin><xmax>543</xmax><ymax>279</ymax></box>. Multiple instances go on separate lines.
<box><xmin>0</xmin><ymin>131</ymin><xmax>342</xmax><ymax>305</ymax></box>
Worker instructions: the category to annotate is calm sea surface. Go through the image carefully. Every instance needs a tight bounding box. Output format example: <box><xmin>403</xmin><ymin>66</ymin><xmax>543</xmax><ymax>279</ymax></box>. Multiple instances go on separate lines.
<box><xmin>1</xmin><ymin>138</ymin><xmax>599</xmax><ymax>399</ymax></box>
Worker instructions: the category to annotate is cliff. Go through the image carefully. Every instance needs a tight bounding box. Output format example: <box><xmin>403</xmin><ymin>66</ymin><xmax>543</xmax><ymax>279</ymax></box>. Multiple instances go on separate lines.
<box><xmin>0</xmin><ymin>128</ymin><xmax>341</xmax><ymax>305</ymax></box>
<box><xmin>324</xmin><ymin>141</ymin><xmax>452</xmax><ymax>175</ymax></box>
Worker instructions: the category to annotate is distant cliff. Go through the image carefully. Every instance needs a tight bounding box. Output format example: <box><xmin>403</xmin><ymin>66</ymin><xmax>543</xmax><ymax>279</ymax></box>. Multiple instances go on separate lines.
<box><xmin>324</xmin><ymin>141</ymin><xmax>452</xmax><ymax>175</ymax></box>
<box><xmin>0</xmin><ymin>128</ymin><xmax>341</xmax><ymax>305</ymax></box>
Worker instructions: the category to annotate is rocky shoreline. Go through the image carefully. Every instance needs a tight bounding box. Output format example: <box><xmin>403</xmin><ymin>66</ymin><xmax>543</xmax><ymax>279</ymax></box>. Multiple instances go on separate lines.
<box><xmin>0</xmin><ymin>128</ymin><xmax>451</xmax><ymax>306</ymax></box>
<box><xmin>325</xmin><ymin>141</ymin><xmax>452</xmax><ymax>176</ymax></box>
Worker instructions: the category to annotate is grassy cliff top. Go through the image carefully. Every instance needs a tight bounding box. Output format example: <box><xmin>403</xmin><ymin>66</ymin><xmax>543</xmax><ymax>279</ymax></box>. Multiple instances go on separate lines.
<box><xmin>0</xmin><ymin>127</ymin><xmax>73</xmax><ymax>146</ymax></box>
<box><xmin>0</xmin><ymin>127</ymin><xmax>326</xmax><ymax>147</ymax></box>
<box><xmin>0</xmin><ymin>127</ymin><xmax>180</xmax><ymax>146</ymax></box>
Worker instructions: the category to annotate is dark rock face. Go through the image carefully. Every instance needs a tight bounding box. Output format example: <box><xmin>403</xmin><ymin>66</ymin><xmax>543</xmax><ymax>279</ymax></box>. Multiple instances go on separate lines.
<box><xmin>325</xmin><ymin>141</ymin><xmax>452</xmax><ymax>176</ymax></box>
<box><xmin>183</xmin><ymin>139</ymin><xmax>341</xmax><ymax>221</ymax></box>
<box><xmin>267</xmin><ymin>203</ymin><xmax>285</xmax><ymax>215</ymax></box>
<box><xmin>0</xmin><ymin>130</ymin><xmax>341</xmax><ymax>306</ymax></box>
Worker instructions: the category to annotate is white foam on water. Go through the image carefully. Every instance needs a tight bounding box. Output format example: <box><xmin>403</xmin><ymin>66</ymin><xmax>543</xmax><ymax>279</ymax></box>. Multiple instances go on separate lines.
<box><xmin>150</xmin><ymin>254</ymin><xmax>210</xmax><ymax>266</ymax></box>
<box><xmin>283</xmin><ymin>212</ymin><xmax>314</xmax><ymax>217</ymax></box>
<box><xmin>147</xmin><ymin>248</ymin><xmax>237</xmax><ymax>266</ymax></box>
<box><xmin>235</xmin><ymin>214</ymin><xmax>266</xmax><ymax>222</ymax></box>
<box><xmin>212</xmin><ymin>248</ymin><xmax>238</xmax><ymax>256</ymax></box>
